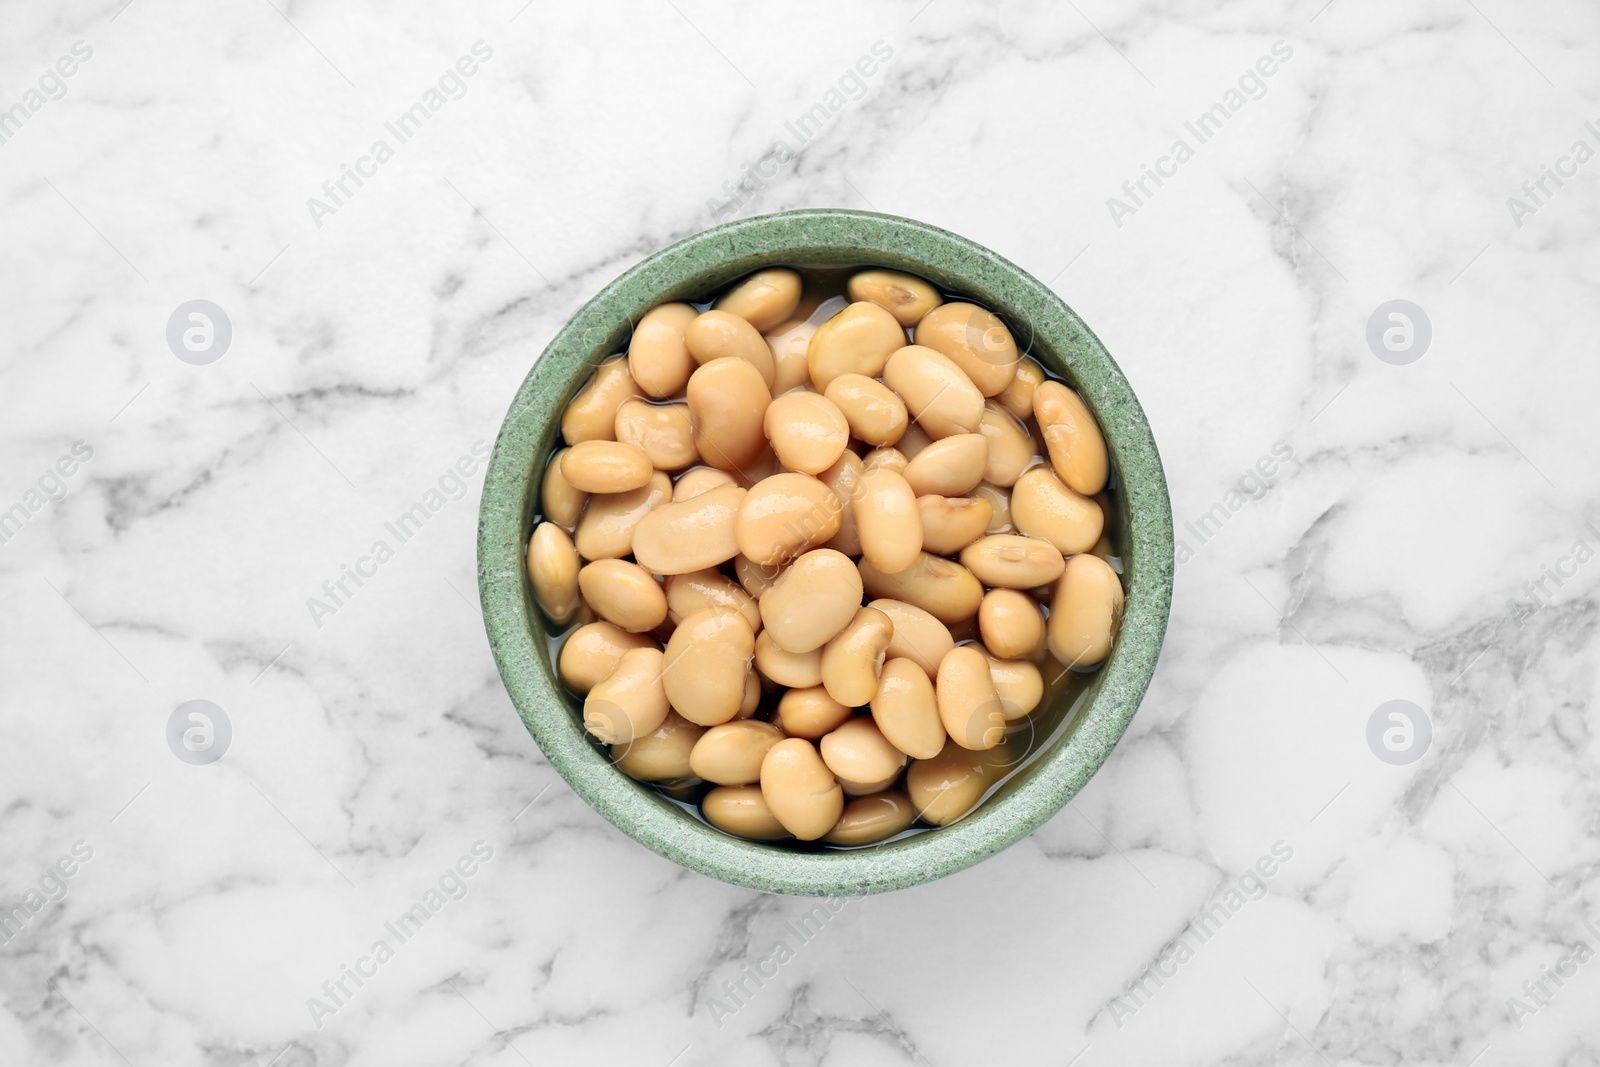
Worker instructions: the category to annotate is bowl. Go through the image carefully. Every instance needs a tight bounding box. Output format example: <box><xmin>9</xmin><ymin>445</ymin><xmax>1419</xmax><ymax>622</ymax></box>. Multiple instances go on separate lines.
<box><xmin>477</xmin><ymin>209</ymin><xmax>1173</xmax><ymax>896</ymax></box>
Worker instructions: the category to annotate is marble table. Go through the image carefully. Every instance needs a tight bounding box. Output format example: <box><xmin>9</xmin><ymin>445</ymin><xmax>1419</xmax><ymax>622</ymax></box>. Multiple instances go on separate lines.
<box><xmin>2</xmin><ymin>1</ymin><xmax>1596</xmax><ymax>1064</ymax></box>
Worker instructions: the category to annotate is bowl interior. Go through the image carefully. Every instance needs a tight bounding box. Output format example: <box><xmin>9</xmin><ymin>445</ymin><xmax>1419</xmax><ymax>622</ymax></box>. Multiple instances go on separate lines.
<box><xmin>478</xmin><ymin>209</ymin><xmax>1173</xmax><ymax>896</ymax></box>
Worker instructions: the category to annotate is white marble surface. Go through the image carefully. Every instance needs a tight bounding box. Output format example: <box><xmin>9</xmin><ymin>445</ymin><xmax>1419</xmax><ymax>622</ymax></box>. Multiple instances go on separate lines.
<box><xmin>3</xmin><ymin>0</ymin><xmax>1598</xmax><ymax>1064</ymax></box>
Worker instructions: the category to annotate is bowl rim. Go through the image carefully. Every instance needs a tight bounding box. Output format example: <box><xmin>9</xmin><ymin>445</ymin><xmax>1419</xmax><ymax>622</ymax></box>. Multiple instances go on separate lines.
<box><xmin>478</xmin><ymin>208</ymin><xmax>1173</xmax><ymax>896</ymax></box>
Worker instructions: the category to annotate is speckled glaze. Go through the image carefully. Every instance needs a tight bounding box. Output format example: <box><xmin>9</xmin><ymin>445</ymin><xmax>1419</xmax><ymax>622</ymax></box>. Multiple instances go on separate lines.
<box><xmin>478</xmin><ymin>209</ymin><xmax>1173</xmax><ymax>897</ymax></box>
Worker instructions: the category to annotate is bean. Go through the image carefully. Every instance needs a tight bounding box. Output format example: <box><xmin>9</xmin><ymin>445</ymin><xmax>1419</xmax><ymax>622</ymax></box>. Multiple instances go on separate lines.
<box><xmin>1033</xmin><ymin>381</ymin><xmax>1109</xmax><ymax>495</ymax></box>
<box><xmin>959</xmin><ymin>534</ymin><xmax>1065</xmax><ymax>589</ymax></box>
<box><xmin>763</xmin><ymin>392</ymin><xmax>850</xmax><ymax>475</ymax></box>
<box><xmin>578</xmin><ymin>559</ymin><xmax>668</xmax><ymax>632</ymax></box>
<box><xmin>736</xmin><ymin>472</ymin><xmax>843</xmax><ymax>567</ymax></box>
<box><xmin>632</xmin><ymin>484</ymin><xmax>746</xmax><ymax>574</ymax></box>
<box><xmin>902</xmin><ymin>434</ymin><xmax>988</xmax><ymax>497</ymax></box>
<box><xmin>528</xmin><ymin>522</ymin><xmax>581</xmax><ymax>624</ymax></box>
<box><xmin>614</xmin><ymin>712</ymin><xmax>704</xmax><ymax>781</ymax></box>
<box><xmin>820</xmin><ymin>716</ymin><xmax>906</xmax><ymax>788</ymax></box>
<box><xmin>734</xmin><ymin>554</ymin><xmax>786</xmax><ymax>599</ymax></box>
<box><xmin>583</xmin><ymin>646</ymin><xmax>669</xmax><ymax>744</ymax></box>
<box><xmin>560</xmin><ymin>440</ymin><xmax>653</xmax><ymax>494</ymax></box>
<box><xmin>807</xmin><ymin>293</ymin><xmax>851</xmax><ymax>324</ymax></box>
<box><xmin>869</xmin><ymin>656</ymin><xmax>945</xmax><ymax>759</ymax></box>
<box><xmin>977</xmin><ymin>589</ymin><xmax>1046</xmax><ymax>660</ymax></box>
<box><xmin>714</xmin><ymin>268</ymin><xmax>802</xmax><ymax>333</ymax></box>
<box><xmin>820</xmin><ymin>606</ymin><xmax>894</xmax><ymax>706</ymax></box>
<box><xmin>774</xmin><ymin>685</ymin><xmax>853</xmax><ymax>739</ymax></box>
<box><xmin>974</xmin><ymin>738</ymin><xmax>1016</xmax><ymax>780</ymax></box>
<box><xmin>665</xmin><ymin>569</ymin><xmax>762</xmax><ymax>634</ymax></box>
<box><xmin>868</xmin><ymin>599</ymin><xmax>956</xmax><ymax>679</ymax></box>
<box><xmin>755</xmin><ymin>630</ymin><xmax>823</xmax><ymax>688</ymax></box>
<box><xmin>817</xmin><ymin>451</ymin><xmax>864</xmax><ymax>556</ymax></box>
<box><xmin>861</xmin><ymin>447</ymin><xmax>908</xmax><ymax>475</ymax></box>
<box><xmin>627</xmin><ymin>303</ymin><xmax>699</xmax><ymax>398</ymax></box>
<box><xmin>936</xmin><ymin>645</ymin><xmax>1007</xmax><ymax>750</ymax></box>
<box><xmin>1027</xmin><ymin>416</ymin><xmax>1049</xmax><ymax>467</ymax></box>
<box><xmin>997</xmin><ymin>356</ymin><xmax>1045</xmax><ymax>420</ymax></box>
<box><xmin>685</xmin><ymin>310</ymin><xmax>776</xmax><ymax>387</ymax></box>
<box><xmin>759</xmin><ymin>548</ymin><xmax>864</xmax><ymax>653</ymax></box>
<box><xmin>672</xmin><ymin>466</ymin><xmax>737</xmax><ymax>501</ymax></box>
<box><xmin>613</xmin><ymin>398</ymin><xmax>697</xmax><ymax>471</ymax></box>
<box><xmin>823</xmin><ymin>790</ymin><xmax>918</xmax><ymax>845</ymax></box>
<box><xmin>882</xmin><ymin>345</ymin><xmax>984</xmax><ymax>439</ymax></box>
<box><xmin>807</xmin><ymin>301</ymin><xmax>905</xmax><ymax>390</ymax></box>
<box><xmin>846</xmin><ymin>269</ymin><xmax>943</xmax><ymax>327</ymax></box>
<box><xmin>823</xmin><ymin>373</ymin><xmax>908</xmax><ymax>446</ymax></box>
<box><xmin>860</xmin><ymin>552</ymin><xmax>984</xmax><ymax>625</ymax></box>
<box><xmin>1010</xmin><ymin>467</ymin><xmax>1104</xmax><ymax>555</ymax></box>
<box><xmin>977</xmin><ymin>403</ymin><xmax>1036</xmax><ymax>487</ymax></box>
<box><xmin>562</xmin><ymin>356</ymin><xmax>639</xmax><ymax>445</ymax></box>
<box><xmin>662</xmin><ymin>608</ymin><xmax>756</xmax><ymax>726</ymax></box>
<box><xmin>1091</xmin><ymin>494</ymin><xmax>1116</xmax><ymax>560</ymax></box>
<box><xmin>986</xmin><ymin>654</ymin><xmax>1043</xmax><ymax>719</ymax></box>
<box><xmin>764</xmin><ymin>320</ymin><xmax>815</xmax><ymax>395</ymax></box>
<box><xmin>687</xmin><ymin>358</ymin><xmax>772</xmax><ymax>472</ymax></box>
<box><xmin>918</xmin><ymin>495</ymin><xmax>992</xmax><ymax>555</ymax></box>
<box><xmin>689</xmin><ymin>720</ymin><xmax>784</xmax><ymax>785</ymax></box>
<box><xmin>898</xmin><ymin>422</ymin><xmax>934</xmax><ymax>459</ymax></box>
<box><xmin>1048</xmin><ymin>552</ymin><xmax>1123</xmax><ymax>667</ymax></box>
<box><xmin>947</xmin><ymin>615</ymin><xmax>981</xmax><ymax>644</ymax></box>
<box><xmin>732</xmin><ymin>444</ymin><xmax>782</xmax><ymax>487</ymax></box>
<box><xmin>655</xmin><ymin>777</ymin><xmax>704</xmax><ymax>801</ymax></box>
<box><xmin>769</xmin><ymin>286</ymin><xmax>829</xmax><ymax>335</ymax></box>
<box><xmin>913</xmin><ymin>302</ymin><xmax>1018</xmax><ymax>397</ymax></box>
<box><xmin>760</xmin><ymin>737</ymin><xmax>845</xmax><ymax>841</ymax></box>
<box><xmin>558</xmin><ymin>622</ymin><xmax>656</xmax><ymax>693</ymax></box>
<box><xmin>838</xmin><ymin>772</ymin><xmax>905</xmax><ymax>797</ymax></box>
<box><xmin>541</xmin><ymin>449</ymin><xmax>587</xmax><ymax>530</ymax></box>
<box><xmin>854</xmin><ymin>468</ymin><xmax>923</xmax><ymax>575</ymax></box>
<box><xmin>575</xmin><ymin>471</ymin><xmax>672</xmax><ymax>560</ymax></box>
<box><xmin>703</xmin><ymin>784</ymin><xmax>790</xmax><ymax>840</ymax></box>
<box><xmin>906</xmin><ymin>740</ymin><xmax>991</xmax><ymax>825</ymax></box>
<box><xmin>818</xmin><ymin>447</ymin><xmax>863</xmax><ymax>492</ymax></box>
<box><xmin>737</xmin><ymin>670</ymin><xmax>761</xmax><ymax>719</ymax></box>
<box><xmin>975</xmin><ymin>482</ymin><xmax>1012</xmax><ymax>534</ymax></box>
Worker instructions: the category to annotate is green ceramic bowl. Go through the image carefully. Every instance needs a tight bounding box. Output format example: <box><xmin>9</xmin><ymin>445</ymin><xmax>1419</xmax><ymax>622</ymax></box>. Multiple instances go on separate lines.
<box><xmin>478</xmin><ymin>209</ymin><xmax>1172</xmax><ymax>896</ymax></box>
